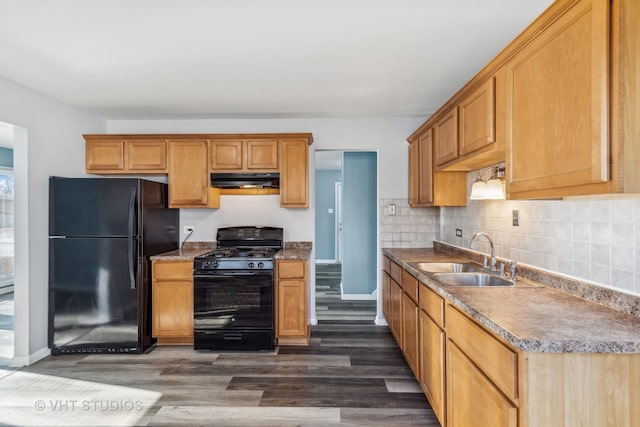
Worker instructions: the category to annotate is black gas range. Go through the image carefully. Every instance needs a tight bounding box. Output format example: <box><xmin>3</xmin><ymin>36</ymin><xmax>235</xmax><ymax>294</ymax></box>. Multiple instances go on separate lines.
<box><xmin>193</xmin><ymin>226</ymin><xmax>283</xmax><ymax>351</ymax></box>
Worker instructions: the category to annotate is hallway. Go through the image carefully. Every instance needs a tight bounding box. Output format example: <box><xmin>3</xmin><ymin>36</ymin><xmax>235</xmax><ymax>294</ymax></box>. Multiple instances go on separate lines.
<box><xmin>316</xmin><ymin>263</ymin><xmax>377</xmax><ymax>323</ymax></box>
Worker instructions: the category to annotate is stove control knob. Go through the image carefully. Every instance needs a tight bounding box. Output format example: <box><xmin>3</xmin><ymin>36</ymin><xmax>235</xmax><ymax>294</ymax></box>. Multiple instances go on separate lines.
<box><xmin>257</xmin><ymin>262</ymin><xmax>264</xmax><ymax>268</ymax></box>
<box><xmin>248</xmin><ymin>262</ymin><xmax>255</xmax><ymax>268</ymax></box>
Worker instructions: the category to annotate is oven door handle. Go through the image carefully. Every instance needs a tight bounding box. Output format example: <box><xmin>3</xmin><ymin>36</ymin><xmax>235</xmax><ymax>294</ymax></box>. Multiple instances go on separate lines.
<box><xmin>194</xmin><ymin>271</ymin><xmax>273</xmax><ymax>279</ymax></box>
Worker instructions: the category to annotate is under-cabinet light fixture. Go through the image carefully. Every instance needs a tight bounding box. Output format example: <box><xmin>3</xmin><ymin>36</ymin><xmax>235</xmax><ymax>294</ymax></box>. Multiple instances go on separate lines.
<box><xmin>469</xmin><ymin>166</ymin><xmax>506</xmax><ymax>200</ymax></box>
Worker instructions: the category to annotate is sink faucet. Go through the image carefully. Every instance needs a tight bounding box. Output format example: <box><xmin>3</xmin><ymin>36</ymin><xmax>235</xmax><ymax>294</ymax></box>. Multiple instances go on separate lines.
<box><xmin>469</xmin><ymin>232</ymin><xmax>496</xmax><ymax>272</ymax></box>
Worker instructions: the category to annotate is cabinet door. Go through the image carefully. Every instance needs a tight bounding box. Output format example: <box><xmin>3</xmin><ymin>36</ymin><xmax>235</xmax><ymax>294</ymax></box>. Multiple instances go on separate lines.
<box><xmin>168</xmin><ymin>140</ymin><xmax>209</xmax><ymax>208</ymax></box>
<box><xmin>408</xmin><ymin>140</ymin><xmax>419</xmax><ymax>206</ymax></box>
<box><xmin>506</xmin><ymin>0</ymin><xmax>609</xmax><ymax>196</ymax></box>
<box><xmin>126</xmin><ymin>139</ymin><xmax>167</xmax><ymax>171</ymax></box>
<box><xmin>152</xmin><ymin>280</ymin><xmax>194</xmax><ymax>338</ymax></box>
<box><xmin>210</xmin><ymin>139</ymin><xmax>243</xmax><ymax>170</ymax></box>
<box><xmin>86</xmin><ymin>140</ymin><xmax>124</xmax><ymax>172</ymax></box>
<box><xmin>382</xmin><ymin>271</ymin><xmax>391</xmax><ymax>323</ymax></box>
<box><xmin>277</xmin><ymin>280</ymin><xmax>307</xmax><ymax>337</ymax></box>
<box><xmin>433</xmin><ymin>107</ymin><xmax>458</xmax><ymax>166</ymax></box>
<box><xmin>420</xmin><ymin>310</ymin><xmax>446</xmax><ymax>426</ymax></box>
<box><xmin>279</xmin><ymin>139</ymin><xmax>308</xmax><ymax>207</ymax></box>
<box><xmin>447</xmin><ymin>341</ymin><xmax>518</xmax><ymax>427</ymax></box>
<box><xmin>417</xmin><ymin>131</ymin><xmax>434</xmax><ymax>205</ymax></box>
<box><xmin>390</xmin><ymin>278</ymin><xmax>402</xmax><ymax>344</ymax></box>
<box><xmin>459</xmin><ymin>77</ymin><xmax>496</xmax><ymax>156</ymax></box>
<box><xmin>402</xmin><ymin>292</ymin><xmax>419</xmax><ymax>378</ymax></box>
<box><xmin>246</xmin><ymin>139</ymin><xmax>279</xmax><ymax>170</ymax></box>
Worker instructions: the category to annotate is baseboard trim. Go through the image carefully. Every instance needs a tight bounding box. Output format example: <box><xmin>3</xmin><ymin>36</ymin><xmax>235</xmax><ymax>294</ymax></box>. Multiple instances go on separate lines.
<box><xmin>315</xmin><ymin>259</ymin><xmax>339</xmax><ymax>264</ymax></box>
<box><xmin>375</xmin><ymin>316</ymin><xmax>388</xmax><ymax>326</ymax></box>
<box><xmin>341</xmin><ymin>294</ymin><xmax>377</xmax><ymax>301</ymax></box>
<box><xmin>11</xmin><ymin>346</ymin><xmax>50</xmax><ymax>367</ymax></box>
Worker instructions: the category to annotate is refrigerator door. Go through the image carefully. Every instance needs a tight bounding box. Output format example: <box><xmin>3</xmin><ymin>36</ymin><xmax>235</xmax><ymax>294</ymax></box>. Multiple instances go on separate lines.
<box><xmin>49</xmin><ymin>177</ymin><xmax>139</xmax><ymax>238</ymax></box>
<box><xmin>48</xmin><ymin>237</ymin><xmax>142</xmax><ymax>353</ymax></box>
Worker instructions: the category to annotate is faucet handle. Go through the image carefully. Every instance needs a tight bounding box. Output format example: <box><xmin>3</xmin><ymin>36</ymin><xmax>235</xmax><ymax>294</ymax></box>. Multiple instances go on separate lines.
<box><xmin>499</xmin><ymin>262</ymin><xmax>506</xmax><ymax>276</ymax></box>
<box><xmin>509</xmin><ymin>261</ymin><xmax>517</xmax><ymax>278</ymax></box>
<box><xmin>482</xmin><ymin>256</ymin><xmax>490</xmax><ymax>269</ymax></box>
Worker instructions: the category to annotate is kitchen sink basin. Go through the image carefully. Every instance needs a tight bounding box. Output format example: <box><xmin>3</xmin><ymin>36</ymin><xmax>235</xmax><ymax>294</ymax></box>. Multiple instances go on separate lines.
<box><xmin>433</xmin><ymin>272</ymin><xmax>515</xmax><ymax>287</ymax></box>
<box><xmin>412</xmin><ymin>262</ymin><xmax>482</xmax><ymax>274</ymax></box>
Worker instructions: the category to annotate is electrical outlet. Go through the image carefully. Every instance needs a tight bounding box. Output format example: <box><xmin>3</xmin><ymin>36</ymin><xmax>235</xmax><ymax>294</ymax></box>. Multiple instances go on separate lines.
<box><xmin>455</xmin><ymin>228</ymin><xmax>462</xmax><ymax>237</ymax></box>
<box><xmin>512</xmin><ymin>210</ymin><xmax>519</xmax><ymax>227</ymax></box>
<box><xmin>388</xmin><ymin>204</ymin><xmax>396</xmax><ymax>215</ymax></box>
<box><xmin>183</xmin><ymin>225</ymin><xmax>195</xmax><ymax>234</ymax></box>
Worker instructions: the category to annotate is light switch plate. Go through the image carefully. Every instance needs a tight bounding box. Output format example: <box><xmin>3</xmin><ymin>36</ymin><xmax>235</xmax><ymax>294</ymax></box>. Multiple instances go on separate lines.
<box><xmin>388</xmin><ymin>204</ymin><xmax>396</xmax><ymax>215</ymax></box>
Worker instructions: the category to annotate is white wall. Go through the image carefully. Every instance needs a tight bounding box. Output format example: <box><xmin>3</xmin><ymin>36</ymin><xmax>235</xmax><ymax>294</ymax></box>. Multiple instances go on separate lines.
<box><xmin>0</xmin><ymin>76</ymin><xmax>106</xmax><ymax>364</ymax></box>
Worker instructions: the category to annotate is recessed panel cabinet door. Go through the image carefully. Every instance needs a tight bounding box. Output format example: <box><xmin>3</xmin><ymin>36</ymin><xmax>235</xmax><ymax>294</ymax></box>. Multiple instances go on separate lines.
<box><xmin>126</xmin><ymin>140</ymin><xmax>167</xmax><ymax>171</ymax></box>
<box><xmin>246</xmin><ymin>140</ymin><xmax>279</xmax><ymax>170</ymax></box>
<box><xmin>86</xmin><ymin>140</ymin><xmax>125</xmax><ymax>171</ymax></box>
<box><xmin>506</xmin><ymin>0</ymin><xmax>609</xmax><ymax>196</ymax></box>
<box><xmin>458</xmin><ymin>77</ymin><xmax>496</xmax><ymax>156</ymax></box>
<box><xmin>433</xmin><ymin>108</ymin><xmax>458</xmax><ymax>166</ymax></box>
<box><xmin>420</xmin><ymin>310</ymin><xmax>446</xmax><ymax>426</ymax></box>
<box><xmin>279</xmin><ymin>139</ymin><xmax>308</xmax><ymax>207</ymax></box>
<box><xmin>447</xmin><ymin>341</ymin><xmax>518</xmax><ymax>427</ymax></box>
<box><xmin>168</xmin><ymin>140</ymin><xmax>209</xmax><ymax>208</ymax></box>
<box><xmin>210</xmin><ymin>140</ymin><xmax>243</xmax><ymax>170</ymax></box>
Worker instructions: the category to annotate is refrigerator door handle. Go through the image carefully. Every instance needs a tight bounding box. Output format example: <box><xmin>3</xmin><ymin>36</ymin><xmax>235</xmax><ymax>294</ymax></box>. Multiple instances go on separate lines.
<box><xmin>127</xmin><ymin>185</ymin><xmax>137</xmax><ymax>290</ymax></box>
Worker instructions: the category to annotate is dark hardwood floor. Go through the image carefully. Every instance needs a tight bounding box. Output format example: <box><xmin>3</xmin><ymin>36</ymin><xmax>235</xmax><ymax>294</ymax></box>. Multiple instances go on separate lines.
<box><xmin>316</xmin><ymin>263</ymin><xmax>377</xmax><ymax>323</ymax></box>
<box><xmin>0</xmin><ymin>324</ymin><xmax>438</xmax><ymax>426</ymax></box>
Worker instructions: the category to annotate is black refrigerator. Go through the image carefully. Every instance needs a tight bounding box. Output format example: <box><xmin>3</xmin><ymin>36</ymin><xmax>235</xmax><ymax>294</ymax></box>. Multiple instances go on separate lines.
<box><xmin>48</xmin><ymin>177</ymin><xmax>179</xmax><ymax>354</ymax></box>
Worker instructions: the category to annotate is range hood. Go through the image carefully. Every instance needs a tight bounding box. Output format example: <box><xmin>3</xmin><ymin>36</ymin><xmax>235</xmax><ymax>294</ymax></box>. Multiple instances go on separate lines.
<box><xmin>210</xmin><ymin>172</ymin><xmax>280</xmax><ymax>189</ymax></box>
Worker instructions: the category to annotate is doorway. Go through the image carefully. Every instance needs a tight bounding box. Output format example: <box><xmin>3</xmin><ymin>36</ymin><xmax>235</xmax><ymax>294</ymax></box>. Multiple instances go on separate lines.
<box><xmin>314</xmin><ymin>150</ymin><xmax>377</xmax><ymax>323</ymax></box>
<box><xmin>0</xmin><ymin>122</ymin><xmax>15</xmax><ymax>366</ymax></box>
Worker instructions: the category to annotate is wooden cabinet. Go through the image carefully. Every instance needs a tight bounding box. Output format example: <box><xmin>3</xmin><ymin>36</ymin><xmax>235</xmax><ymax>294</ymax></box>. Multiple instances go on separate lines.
<box><xmin>506</xmin><ymin>0</ymin><xmax>611</xmax><ymax>198</ymax></box>
<box><xmin>401</xmin><ymin>291</ymin><xmax>419</xmax><ymax>378</ymax></box>
<box><xmin>85</xmin><ymin>137</ymin><xmax>167</xmax><ymax>173</ymax></box>
<box><xmin>390</xmin><ymin>276</ymin><xmax>403</xmax><ymax>345</ymax></box>
<box><xmin>168</xmin><ymin>139</ymin><xmax>218</xmax><ymax>208</ymax></box>
<box><xmin>276</xmin><ymin>259</ymin><xmax>309</xmax><ymax>345</ymax></box>
<box><xmin>279</xmin><ymin>139</ymin><xmax>309</xmax><ymax>208</ymax></box>
<box><xmin>459</xmin><ymin>77</ymin><xmax>496</xmax><ymax>156</ymax></box>
<box><xmin>408</xmin><ymin>129</ymin><xmax>467</xmax><ymax>207</ymax></box>
<box><xmin>447</xmin><ymin>341</ymin><xmax>518</xmax><ymax>427</ymax></box>
<box><xmin>152</xmin><ymin>260</ymin><xmax>194</xmax><ymax>345</ymax></box>
<box><xmin>433</xmin><ymin>107</ymin><xmax>458</xmax><ymax>166</ymax></box>
<box><xmin>209</xmin><ymin>139</ymin><xmax>278</xmax><ymax>171</ymax></box>
<box><xmin>419</xmin><ymin>285</ymin><xmax>446</xmax><ymax>426</ymax></box>
<box><xmin>382</xmin><ymin>270</ymin><xmax>391</xmax><ymax>323</ymax></box>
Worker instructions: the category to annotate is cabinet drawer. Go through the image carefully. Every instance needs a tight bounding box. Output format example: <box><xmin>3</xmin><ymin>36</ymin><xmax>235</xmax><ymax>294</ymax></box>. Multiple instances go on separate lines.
<box><xmin>382</xmin><ymin>255</ymin><xmax>391</xmax><ymax>273</ymax></box>
<box><xmin>153</xmin><ymin>261</ymin><xmax>193</xmax><ymax>281</ymax></box>
<box><xmin>419</xmin><ymin>285</ymin><xmax>444</xmax><ymax>328</ymax></box>
<box><xmin>446</xmin><ymin>304</ymin><xmax>518</xmax><ymax>401</ymax></box>
<box><xmin>402</xmin><ymin>269</ymin><xmax>418</xmax><ymax>303</ymax></box>
<box><xmin>390</xmin><ymin>261</ymin><xmax>403</xmax><ymax>286</ymax></box>
<box><xmin>277</xmin><ymin>260</ymin><xmax>306</xmax><ymax>279</ymax></box>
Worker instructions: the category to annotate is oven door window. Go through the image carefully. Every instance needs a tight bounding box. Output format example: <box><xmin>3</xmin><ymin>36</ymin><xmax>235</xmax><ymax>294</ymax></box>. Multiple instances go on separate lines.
<box><xmin>194</xmin><ymin>272</ymin><xmax>273</xmax><ymax>330</ymax></box>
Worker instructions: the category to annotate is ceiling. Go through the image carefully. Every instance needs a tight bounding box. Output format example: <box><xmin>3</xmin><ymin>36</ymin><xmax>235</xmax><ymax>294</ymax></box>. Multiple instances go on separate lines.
<box><xmin>0</xmin><ymin>0</ymin><xmax>554</xmax><ymax>120</ymax></box>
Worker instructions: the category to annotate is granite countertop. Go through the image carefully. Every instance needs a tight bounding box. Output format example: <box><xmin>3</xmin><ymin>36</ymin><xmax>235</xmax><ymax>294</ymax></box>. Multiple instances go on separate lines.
<box><xmin>274</xmin><ymin>248</ymin><xmax>312</xmax><ymax>260</ymax></box>
<box><xmin>383</xmin><ymin>248</ymin><xmax>640</xmax><ymax>354</ymax></box>
<box><xmin>150</xmin><ymin>248</ymin><xmax>212</xmax><ymax>261</ymax></box>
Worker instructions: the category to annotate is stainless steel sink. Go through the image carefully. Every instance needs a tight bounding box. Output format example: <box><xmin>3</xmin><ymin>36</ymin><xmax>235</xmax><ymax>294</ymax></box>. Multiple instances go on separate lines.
<box><xmin>432</xmin><ymin>272</ymin><xmax>515</xmax><ymax>287</ymax></box>
<box><xmin>411</xmin><ymin>262</ymin><xmax>482</xmax><ymax>274</ymax></box>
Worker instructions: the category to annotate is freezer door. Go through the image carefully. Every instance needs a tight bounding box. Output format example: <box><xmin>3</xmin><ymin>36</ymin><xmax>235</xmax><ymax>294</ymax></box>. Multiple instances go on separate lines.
<box><xmin>48</xmin><ymin>237</ymin><xmax>143</xmax><ymax>352</ymax></box>
<box><xmin>49</xmin><ymin>177</ymin><xmax>139</xmax><ymax>238</ymax></box>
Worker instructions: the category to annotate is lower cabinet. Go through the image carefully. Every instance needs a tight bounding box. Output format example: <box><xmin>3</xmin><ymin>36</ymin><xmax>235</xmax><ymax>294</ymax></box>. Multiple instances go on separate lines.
<box><xmin>151</xmin><ymin>259</ymin><xmax>194</xmax><ymax>345</ymax></box>
<box><xmin>383</xmin><ymin>257</ymin><xmax>640</xmax><ymax>427</ymax></box>
<box><xmin>276</xmin><ymin>259</ymin><xmax>309</xmax><ymax>345</ymax></box>
<box><xmin>446</xmin><ymin>341</ymin><xmax>518</xmax><ymax>427</ymax></box>
<box><xmin>419</xmin><ymin>310</ymin><xmax>446</xmax><ymax>426</ymax></box>
<box><xmin>401</xmin><ymin>292</ymin><xmax>419</xmax><ymax>378</ymax></box>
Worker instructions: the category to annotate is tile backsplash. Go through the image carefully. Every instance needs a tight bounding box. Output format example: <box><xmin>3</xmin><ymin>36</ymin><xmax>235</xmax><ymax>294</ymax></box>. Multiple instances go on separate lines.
<box><xmin>438</xmin><ymin>174</ymin><xmax>640</xmax><ymax>295</ymax></box>
<box><xmin>380</xmin><ymin>198</ymin><xmax>438</xmax><ymax>248</ymax></box>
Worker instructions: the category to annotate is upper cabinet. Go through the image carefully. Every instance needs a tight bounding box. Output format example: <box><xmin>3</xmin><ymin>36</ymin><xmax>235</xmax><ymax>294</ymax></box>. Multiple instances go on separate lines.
<box><xmin>210</xmin><ymin>139</ymin><xmax>279</xmax><ymax>172</ymax></box>
<box><xmin>279</xmin><ymin>139</ymin><xmax>309</xmax><ymax>208</ymax></box>
<box><xmin>506</xmin><ymin>0</ymin><xmax>609</xmax><ymax>198</ymax></box>
<box><xmin>459</xmin><ymin>77</ymin><xmax>496</xmax><ymax>157</ymax></box>
<box><xmin>85</xmin><ymin>137</ymin><xmax>167</xmax><ymax>174</ymax></box>
<box><xmin>85</xmin><ymin>133</ymin><xmax>313</xmax><ymax>208</ymax></box>
<box><xmin>408</xmin><ymin>129</ymin><xmax>467</xmax><ymax>207</ymax></box>
<box><xmin>408</xmin><ymin>0</ymin><xmax>640</xmax><ymax>199</ymax></box>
